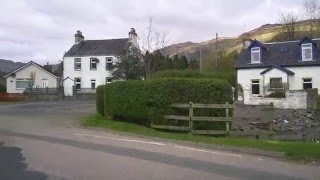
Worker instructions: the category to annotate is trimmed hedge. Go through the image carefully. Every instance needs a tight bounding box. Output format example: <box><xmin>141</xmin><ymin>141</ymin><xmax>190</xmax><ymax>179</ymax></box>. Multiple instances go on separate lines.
<box><xmin>102</xmin><ymin>78</ymin><xmax>232</xmax><ymax>127</ymax></box>
<box><xmin>96</xmin><ymin>85</ymin><xmax>105</xmax><ymax>116</ymax></box>
<box><xmin>0</xmin><ymin>85</ymin><xmax>6</xmax><ymax>93</ymax></box>
<box><xmin>150</xmin><ymin>70</ymin><xmax>236</xmax><ymax>86</ymax></box>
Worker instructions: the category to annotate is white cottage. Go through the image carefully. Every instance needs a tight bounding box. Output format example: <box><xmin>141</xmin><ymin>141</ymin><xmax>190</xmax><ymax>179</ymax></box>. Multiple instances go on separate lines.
<box><xmin>4</xmin><ymin>61</ymin><xmax>59</xmax><ymax>93</ymax></box>
<box><xmin>235</xmin><ymin>37</ymin><xmax>320</xmax><ymax>109</ymax></box>
<box><xmin>63</xmin><ymin>28</ymin><xmax>138</xmax><ymax>96</ymax></box>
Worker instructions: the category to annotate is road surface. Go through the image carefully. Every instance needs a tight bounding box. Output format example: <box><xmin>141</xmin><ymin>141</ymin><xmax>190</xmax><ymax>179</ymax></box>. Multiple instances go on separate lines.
<box><xmin>0</xmin><ymin>100</ymin><xmax>318</xmax><ymax>180</ymax></box>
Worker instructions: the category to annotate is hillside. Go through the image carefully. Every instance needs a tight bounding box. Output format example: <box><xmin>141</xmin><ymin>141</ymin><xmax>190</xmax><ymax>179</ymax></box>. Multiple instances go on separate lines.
<box><xmin>0</xmin><ymin>59</ymin><xmax>25</xmax><ymax>76</ymax></box>
<box><xmin>161</xmin><ymin>20</ymin><xmax>315</xmax><ymax>64</ymax></box>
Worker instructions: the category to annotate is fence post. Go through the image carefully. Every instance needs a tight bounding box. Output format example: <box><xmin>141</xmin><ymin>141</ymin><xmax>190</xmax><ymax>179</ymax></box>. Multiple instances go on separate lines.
<box><xmin>225</xmin><ymin>102</ymin><xmax>230</xmax><ymax>132</ymax></box>
<box><xmin>189</xmin><ymin>102</ymin><xmax>193</xmax><ymax>133</ymax></box>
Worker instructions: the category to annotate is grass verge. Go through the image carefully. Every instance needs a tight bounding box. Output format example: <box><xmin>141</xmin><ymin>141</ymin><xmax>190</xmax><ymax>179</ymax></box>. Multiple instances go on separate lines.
<box><xmin>81</xmin><ymin>114</ymin><xmax>320</xmax><ymax>162</ymax></box>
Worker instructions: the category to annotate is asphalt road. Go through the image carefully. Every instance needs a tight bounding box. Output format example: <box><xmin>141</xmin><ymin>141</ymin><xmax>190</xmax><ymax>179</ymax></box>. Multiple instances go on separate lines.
<box><xmin>0</xmin><ymin>100</ymin><xmax>319</xmax><ymax>180</ymax></box>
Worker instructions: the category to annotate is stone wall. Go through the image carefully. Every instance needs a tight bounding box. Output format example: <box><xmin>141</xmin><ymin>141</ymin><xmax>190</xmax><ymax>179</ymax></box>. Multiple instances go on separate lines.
<box><xmin>232</xmin><ymin>102</ymin><xmax>273</xmax><ymax>137</ymax></box>
<box><xmin>243</xmin><ymin>89</ymin><xmax>318</xmax><ymax>110</ymax></box>
<box><xmin>273</xmin><ymin>109</ymin><xmax>320</xmax><ymax>141</ymax></box>
<box><xmin>232</xmin><ymin>102</ymin><xmax>320</xmax><ymax>141</ymax></box>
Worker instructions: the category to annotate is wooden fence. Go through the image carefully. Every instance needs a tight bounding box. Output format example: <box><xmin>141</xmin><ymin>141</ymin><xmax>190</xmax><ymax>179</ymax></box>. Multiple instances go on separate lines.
<box><xmin>151</xmin><ymin>102</ymin><xmax>233</xmax><ymax>135</ymax></box>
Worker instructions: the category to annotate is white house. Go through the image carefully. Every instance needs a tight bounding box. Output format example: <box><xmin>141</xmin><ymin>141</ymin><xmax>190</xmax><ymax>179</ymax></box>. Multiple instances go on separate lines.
<box><xmin>235</xmin><ymin>37</ymin><xmax>320</xmax><ymax>109</ymax></box>
<box><xmin>63</xmin><ymin>28</ymin><xmax>138</xmax><ymax>96</ymax></box>
<box><xmin>4</xmin><ymin>61</ymin><xmax>59</xmax><ymax>93</ymax></box>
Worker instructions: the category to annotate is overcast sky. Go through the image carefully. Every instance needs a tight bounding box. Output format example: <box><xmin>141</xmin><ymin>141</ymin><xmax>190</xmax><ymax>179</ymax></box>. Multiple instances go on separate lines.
<box><xmin>0</xmin><ymin>0</ymin><xmax>306</xmax><ymax>64</ymax></box>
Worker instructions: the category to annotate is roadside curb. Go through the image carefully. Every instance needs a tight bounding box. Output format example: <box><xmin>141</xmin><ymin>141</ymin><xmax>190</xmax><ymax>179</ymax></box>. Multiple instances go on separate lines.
<box><xmin>80</xmin><ymin>126</ymin><xmax>286</xmax><ymax>159</ymax></box>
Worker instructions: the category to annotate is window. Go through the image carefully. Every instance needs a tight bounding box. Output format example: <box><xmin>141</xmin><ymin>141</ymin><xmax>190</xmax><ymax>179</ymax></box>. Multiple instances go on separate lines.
<box><xmin>90</xmin><ymin>58</ymin><xmax>98</xmax><ymax>70</ymax></box>
<box><xmin>270</xmin><ymin>78</ymin><xmax>282</xmax><ymax>88</ymax></box>
<box><xmin>106</xmin><ymin>77</ymin><xmax>113</xmax><ymax>84</ymax></box>
<box><xmin>303</xmin><ymin>78</ymin><xmax>312</xmax><ymax>89</ymax></box>
<box><xmin>251</xmin><ymin>47</ymin><xmax>261</xmax><ymax>63</ymax></box>
<box><xmin>302</xmin><ymin>43</ymin><xmax>313</xmax><ymax>61</ymax></box>
<box><xmin>106</xmin><ymin>57</ymin><xmax>113</xmax><ymax>70</ymax></box>
<box><xmin>16</xmin><ymin>79</ymin><xmax>32</xmax><ymax>89</ymax></box>
<box><xmin>41</xmin><ymin>79</ymin><xmax>48</xmax><ymax>88</ymax></box>
<box><xmin>91</xmin><ymin>79</ymin><xmax>96</xmax><ymax>89</ymax></box>
<box><xmin>74</xmin><ymin>58</ymin><xmax>81</xmax><ymax>71</ymax></box>
<box><xmin>251</xmin><ymin>80</ymin><xmax>260</xmax><ymax>95</ymax></box>
<box><xmin>75</xmin><ymin>78</ymin><xmax>81</xmax><ymax>90</ymax></box>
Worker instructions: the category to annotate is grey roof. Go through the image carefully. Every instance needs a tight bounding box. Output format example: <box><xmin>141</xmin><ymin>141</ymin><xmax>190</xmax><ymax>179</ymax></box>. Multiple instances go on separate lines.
<box><xmin>4</xmin><ymin>61</ymin><xmax>59</xmax><ymax>78</ymax></box>
<box><xmin>64</xmin><ymin>38</ymin><xmax>131</xmax><ymax>57</ymax></box>
<box><xmin>0</xmin><ymin>59</ymin><xmax>25</xmax><ymax>76</ymax></box>
<box><xmin>260</xmin><ymin>65</ymin><xmax>295</xmax><ymax>76</ymax></box>
<box><xmin>235</xmin><ymin>39</ymin><xmax>320</xmax><ymax>69</ymax></box>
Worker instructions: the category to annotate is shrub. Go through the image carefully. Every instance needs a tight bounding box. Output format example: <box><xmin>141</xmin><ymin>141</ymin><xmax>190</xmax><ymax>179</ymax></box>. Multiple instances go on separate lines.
<box><xmin>267</xmin><ymin>91</ymin><xmax>286</xmax><ymax>98</ymax></box>
<box><xmin>104</xmin><ymin>78</ymin><xmax>232</xmax><ymax>127</ymax></box>
<box><xmin>0</xmin><ymin>85</ymin><xmax>6</xmax><ymax>93</ymax></box>
<box><xmin>150</xmin><ymin>70</ymin><xmax>236</xmax><ymax>86</ymax></box>
<box><xmin>96</xmin><ymin>85</ymin><xmax>105</xmax><ymax>116</ymax></box>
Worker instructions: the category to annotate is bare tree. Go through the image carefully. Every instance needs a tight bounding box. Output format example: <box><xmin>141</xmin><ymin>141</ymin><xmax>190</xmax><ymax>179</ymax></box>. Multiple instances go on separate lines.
<box><xmin>139</xmin><ymin>17</ymin><xmax>169</xmax><ymax>78</ymax></box>
<box><xmin>30</xmin><ymin>72</ymin><xmax>36</xmax><ymax>88</ymax></box>
<box><xmin>277</xmin><ymin>11</ymin><xmax>300</xmax><ymax>41</ymax></box>
<box><xmin>304</xmin><ymin>0</ymin><xmax>320</xmax><ymax>36</ymax></box>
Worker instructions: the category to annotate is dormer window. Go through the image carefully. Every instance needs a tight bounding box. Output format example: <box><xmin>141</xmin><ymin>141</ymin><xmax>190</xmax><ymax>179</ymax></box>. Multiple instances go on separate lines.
<box><xmin>251</xmin><ymin>47</ymin><xmax>261</xmax><ymax>63</ymax></box>
<box><xmin>302</xmin><ymin>43</ymin><xmax>313</xmax><ymax>61</ymax></box>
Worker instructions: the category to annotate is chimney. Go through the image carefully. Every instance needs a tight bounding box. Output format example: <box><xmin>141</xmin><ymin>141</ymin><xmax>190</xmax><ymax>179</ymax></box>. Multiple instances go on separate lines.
<box><xmin>243</xmin><ymin>39</ymin><xmax>252</xmax><ymax>49</ymax></box>
<box><xmin>128</xmin><ymin>28</ymin><xmax>138</xmax><ymax>46</ymax></box>
<box><xmin>75</xmin><ymin>30</ymin><xmax>84</xmax><ymax>44</ymax></box>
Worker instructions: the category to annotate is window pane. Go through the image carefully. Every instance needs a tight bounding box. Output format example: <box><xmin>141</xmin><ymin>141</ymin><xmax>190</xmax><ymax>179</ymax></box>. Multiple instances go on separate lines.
<box><xmin>270</xmin><ymin>78</ymin><xmax>282</xmax><ymax>88</ymax></box>
<box><xmin>251</xmin><ymin>52</ymin><xmax>260</xmax><ymax>63</ymax></box>
<box><xmin>252</xmin><ymin>84</ymin><xmax>260</xmax><ymax>94</ymax></box>
<box><xmin>302</xmin><ymin>44</ymin><xmax>312</xmax><ymax>48</ymax></box>
<box><xmin>303</xmin><ymin>83</ymin><xmax>312</xmax><ymax>89</ymax></box>
<box><xmin>75</xmin><ymin>58</ymin><xmax>81</xmax><ymax>70</ymax></box>
<box><xmin>303</xmin><ymin>49</ymin><xmax>312</xmax><ymax>60</ymax></box>
<box><xmin>106</xmin><ymin>77</ymin><xmax>112</xmax><ymax>84</ymax></box>
<box><xmin>16</xmin><ymin>80</ymin><xmax>31</xmax><ymax>89</ymax></box>
<box><xmin>303</xmin><ymin>78</ymin><xmax>312</xmax><ymax>89</ymax></box>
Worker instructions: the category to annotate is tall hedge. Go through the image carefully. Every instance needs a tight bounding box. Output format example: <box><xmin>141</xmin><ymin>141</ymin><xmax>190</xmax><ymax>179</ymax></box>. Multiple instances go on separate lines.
<box><xmin>104</xmin><ymin>78</ymin><xmax>232</xmax><ymax>126</ymax></box>
<box><xmin>96</xmin><ymin>85</ymin><xmax>105</xmax><ymax>116</ymax></box>
<box><xmin>0</xmin><ymin>85</ymin><xmax>6</xmax><ymax>93</ymax></box>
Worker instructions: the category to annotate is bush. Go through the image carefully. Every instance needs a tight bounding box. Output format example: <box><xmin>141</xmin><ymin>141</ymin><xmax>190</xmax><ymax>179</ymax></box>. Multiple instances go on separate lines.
<box><xmin>0</xmin><ymin>85</ymin><xmax>6</xmax><ymax>93</ymax></box>
<box><xmin>150</xmin><ymin>70</ymin><xmax>236</xmax><ymax>86</ymax></box>
<box><xmin>104</xmin><ymin>78</ymin><xmax>232</xmax><ymax>127</ymax></box>
<box><xmin>267</xmin><ymin>91</ymin><xmax>286</xmax><ymax>98</ymax></box>
<box><xmin>96</xmin><ymin>85</ymin><xmax>105</xmax><ymax>116</ymax></box>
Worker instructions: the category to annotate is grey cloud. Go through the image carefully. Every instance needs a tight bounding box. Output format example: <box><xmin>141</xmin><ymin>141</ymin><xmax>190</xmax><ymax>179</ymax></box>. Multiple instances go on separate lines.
<box><xmin>0</xmin><ymin>0</ymin><xmax>305</xmax><ymax>64</ymax></box>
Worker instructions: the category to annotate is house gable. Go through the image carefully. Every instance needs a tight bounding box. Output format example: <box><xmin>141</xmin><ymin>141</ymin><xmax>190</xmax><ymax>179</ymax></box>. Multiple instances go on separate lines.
<box><xmin>4</xmin><ymin>61</ymin><xmax>59</xmax><ymax>79</ymax></box>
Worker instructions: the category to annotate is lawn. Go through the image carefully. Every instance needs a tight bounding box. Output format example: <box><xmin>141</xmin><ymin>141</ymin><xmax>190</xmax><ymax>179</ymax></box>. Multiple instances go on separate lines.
<box><xmin>81</xmin><ymin>113</ymin><xmax>320</xmax><ymax>162</ymax></box>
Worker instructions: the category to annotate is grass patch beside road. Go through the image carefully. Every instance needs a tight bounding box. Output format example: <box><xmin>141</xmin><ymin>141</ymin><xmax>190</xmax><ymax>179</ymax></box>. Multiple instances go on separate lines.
<box><xmin>81</xmin><ymin>114</ymin><xmax>320</xmax><ymax>162</ymax></box>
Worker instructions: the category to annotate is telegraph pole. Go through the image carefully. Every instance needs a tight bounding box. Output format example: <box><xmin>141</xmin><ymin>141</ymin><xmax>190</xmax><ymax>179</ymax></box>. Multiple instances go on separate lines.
<box><xmin>199</xmin><ymin>46</ymin><xmax>202</xmax><ymax>72</ymax></box>
<box><xmin>216</xmin><ymin>33</ymin><xmax>219</xmax><ymax>71</ymax></box>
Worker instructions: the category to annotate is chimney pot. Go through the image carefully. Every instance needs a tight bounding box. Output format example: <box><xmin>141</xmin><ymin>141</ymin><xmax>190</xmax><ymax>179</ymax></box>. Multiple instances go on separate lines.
<box><xmin>75</xmin><ymin>30</ymin><xmax>84</xmax><ymax>44</ymax></box>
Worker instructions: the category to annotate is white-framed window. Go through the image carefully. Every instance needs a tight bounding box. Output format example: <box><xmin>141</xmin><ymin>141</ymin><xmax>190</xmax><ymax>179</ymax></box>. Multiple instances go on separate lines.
<box><xmin>16</xmin><ymin>78</ymin><xmax>32</xmax><ymax>89</ymax></box>
<box><xmin>303</xmin><ymin>78</ymin><xmax>312</xmax><ymax>89</ymax></box>
<box><xmin>251</xmin><ymin>47</ymin><xmax>261</xmax><ymax>63</ymax></box>
<box><xmin>301</xmin><ymin>43</ymin><xmax>313</xmax><ymax>61</ymax></box>
<box><xmin>91</xmin><ymin>79</ymin><xmax>96</xmax><ymax>89</ymax></box>
<box><xmin>75</xmin><ymin>77</ymin><xmax>81</xmax><ymax>90</ymax></box>
<box><xmin>41</xmin><ymin>79</ymin><xmax>48</xmax><ymax>88</ymax></box>
<box><xmin>106</xmin><ymin>57</ymin><xmax>113</xmax><ymax>70</ymax></box>
<box><xmin>74</xmin><ymin>58</ymin><xmax>81</xmax><ymax>71</ymax></box>
<box><xmin>106</xmin><ymin>77</ymin><xmax>113</xmax><ymax>84</ymax></box>
<box><xmin>90</xmin><ymin>58</ymin><xmax>98</xmax><ymax>70</ymax></box>
<box><xmin>270</xmin><ymin>78</ymin><xmax>282</xmax><ymax>88</ymax></box>
<box><xmin>251</xmin><ymin>79</ymin><xmax>260</xmax><ymax>95</ymax></box>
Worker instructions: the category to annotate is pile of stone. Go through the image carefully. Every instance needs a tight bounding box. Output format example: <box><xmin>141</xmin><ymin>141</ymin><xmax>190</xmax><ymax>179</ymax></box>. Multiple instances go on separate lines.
<box><xmin>273</xmin><ymin>109</ymin><xmax>320</xmax><ymax>133</ymax></box>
